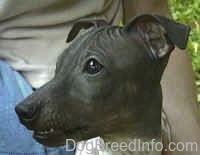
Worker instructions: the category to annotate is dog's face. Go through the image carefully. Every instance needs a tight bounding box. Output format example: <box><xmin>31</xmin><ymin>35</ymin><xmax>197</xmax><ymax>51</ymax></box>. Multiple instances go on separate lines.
<box><xmin>15</xmin><ymin>15</ymin><xmax>190</xmax><ymax>147</ymax></box>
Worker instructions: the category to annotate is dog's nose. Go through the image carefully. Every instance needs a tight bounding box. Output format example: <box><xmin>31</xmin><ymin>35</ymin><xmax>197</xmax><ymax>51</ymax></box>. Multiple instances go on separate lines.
<box><xmin>15</xmin><ymin>102</ymin><xmax>38</xmax><ymax>120</ymax></box>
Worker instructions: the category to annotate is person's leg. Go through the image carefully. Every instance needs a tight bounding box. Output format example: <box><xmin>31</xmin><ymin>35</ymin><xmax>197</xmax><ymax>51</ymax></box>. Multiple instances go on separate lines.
<box><xmin>123</xmin><ymin>0</ymin><xmax>200</xmax><ymax>155</ymax></box>
<box><xmin>162</xmin><ymin>48</ymin><xmax>200</xmax><ymax>155</ymax></box>
<box><xmin>0</xmin><ymin>60</ymin><xmax>46</xmax><ymax>155</ymax></box>
<box><xmin>0</xmin><ymin>60</ymin><xmax>75</xmax><ymax>155</ymax></box>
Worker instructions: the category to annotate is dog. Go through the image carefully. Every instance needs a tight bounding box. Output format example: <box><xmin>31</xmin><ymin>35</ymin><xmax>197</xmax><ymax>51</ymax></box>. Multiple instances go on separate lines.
<box><xmin>15</xmin><ymin>14</ymin><xmax>190</xmax><ymax>155</ymax></box>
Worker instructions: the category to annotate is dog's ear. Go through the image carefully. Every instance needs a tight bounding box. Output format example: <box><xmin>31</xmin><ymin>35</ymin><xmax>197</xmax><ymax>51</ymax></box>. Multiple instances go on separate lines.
<box><xmin>66</xmin><ymin>20</ymin><xmax>107</xmax><ymax>43</ymax></box>
<box><xmin>124</xmin><ymin>14</ymin><xmax>190</xmax><ymax>60</ymax></box>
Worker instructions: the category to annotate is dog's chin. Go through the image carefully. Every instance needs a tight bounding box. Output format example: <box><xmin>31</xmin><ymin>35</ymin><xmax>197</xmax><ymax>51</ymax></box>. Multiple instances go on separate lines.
<box><xmin>33</xmin><ymin>129</ymin><xmax>66</xmax><ymax>147</ymax></box>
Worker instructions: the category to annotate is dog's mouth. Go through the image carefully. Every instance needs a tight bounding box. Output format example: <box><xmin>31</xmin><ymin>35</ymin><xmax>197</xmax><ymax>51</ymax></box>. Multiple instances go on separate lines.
<box><xmin>34</xmin><ymin>128</ymin><xmax>56</xmax><ymax>139</ymax></box>
<box><xmin>32</xmin><ymin>126</ymin><xmax>89</xmax><ymax>147</ymax></box>
<box><xmin>33</xmin><ymin>128</ymin><xmax>66</xmax><ymax>146</ymax></box>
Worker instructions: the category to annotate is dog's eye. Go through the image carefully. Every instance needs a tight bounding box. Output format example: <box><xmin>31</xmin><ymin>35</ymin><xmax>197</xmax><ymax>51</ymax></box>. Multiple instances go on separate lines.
<box><xmin>84</xmin><ymin>58</ymin><xmax>103</xmax><ymax>74</ymax></box>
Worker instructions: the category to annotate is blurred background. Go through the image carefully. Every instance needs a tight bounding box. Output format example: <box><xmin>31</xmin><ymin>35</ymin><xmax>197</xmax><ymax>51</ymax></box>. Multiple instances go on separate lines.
<box><xmin>169</xmin><ymin>0</ymin><xmax>200</xmax><ymax>103</ymax></box>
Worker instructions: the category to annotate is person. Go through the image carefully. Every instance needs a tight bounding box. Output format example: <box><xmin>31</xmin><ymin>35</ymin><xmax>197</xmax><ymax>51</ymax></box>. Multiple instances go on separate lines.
<box><xmin>0</xmin><ymin>0</ymin><xmax>199</xmax><ymax>155</ymax></box>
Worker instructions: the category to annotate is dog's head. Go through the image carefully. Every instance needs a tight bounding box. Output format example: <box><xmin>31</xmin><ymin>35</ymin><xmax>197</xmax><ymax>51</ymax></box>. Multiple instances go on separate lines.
<box><xmin>15</xmin><ymin>14</ymin><xmax>190</xmax><ymax>147</ymax></box>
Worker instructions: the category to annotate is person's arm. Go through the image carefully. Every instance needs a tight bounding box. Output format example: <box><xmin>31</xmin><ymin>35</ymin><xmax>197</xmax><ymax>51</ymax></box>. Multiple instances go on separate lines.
<box><xmin>123</xmin><ymin>0</ymin><xmax>200</xmax><ymax>155</ymax></box>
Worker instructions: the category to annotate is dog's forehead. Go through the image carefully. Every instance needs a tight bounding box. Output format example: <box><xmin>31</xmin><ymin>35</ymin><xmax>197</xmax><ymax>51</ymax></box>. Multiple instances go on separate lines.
<box><xmin>68</xmin><ymin>26</ymin><xmax>144</xmax><ymax>58</ymax></box>
<box><xmin>58</xmin><ymin>26</ymin><xmax>147</xmax><ymax>74</ymax></box>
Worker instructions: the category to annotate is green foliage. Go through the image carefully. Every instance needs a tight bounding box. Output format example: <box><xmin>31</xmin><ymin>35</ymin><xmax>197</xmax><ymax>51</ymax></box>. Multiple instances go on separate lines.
<box><xmin>169</xmin><ymin>0</ymin><xmax>200</xmax><ymax>103</ymax></box>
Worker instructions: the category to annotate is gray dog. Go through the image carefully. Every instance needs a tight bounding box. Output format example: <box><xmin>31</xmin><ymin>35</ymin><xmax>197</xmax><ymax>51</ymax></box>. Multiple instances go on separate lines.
<box><xmin>15</xmin><ymin>14</ymin><xmax>190</xmax><ymax>154</ymax></box>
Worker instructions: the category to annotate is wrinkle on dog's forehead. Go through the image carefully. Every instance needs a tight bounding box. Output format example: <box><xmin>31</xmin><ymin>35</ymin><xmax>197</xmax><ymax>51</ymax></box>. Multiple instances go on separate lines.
<box><xmin>87</xmin><ymin>27</ymin><xmax>125</xmax><ymax>54</ymax></box>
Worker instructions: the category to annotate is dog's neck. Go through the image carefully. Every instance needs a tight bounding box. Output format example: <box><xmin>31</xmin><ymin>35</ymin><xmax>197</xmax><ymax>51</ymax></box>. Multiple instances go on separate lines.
<box><xmin>104</xmin><ymin>135</ymin><xmax>161</xmax><ymax>155</ymax></box>
<box><xmin>120</xmin><ymin>83</ymin><xmax>162</xmax><ymax>138</ymax></box>
<box><xmin>100</xmin><ymin>86</ymin><xmax>162</xmax><ymax>155</ymax></box>
<box><xmin>102</xmin><ymin>124</ymin><xmax>161</xmax><ymax>155</ymax></box>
